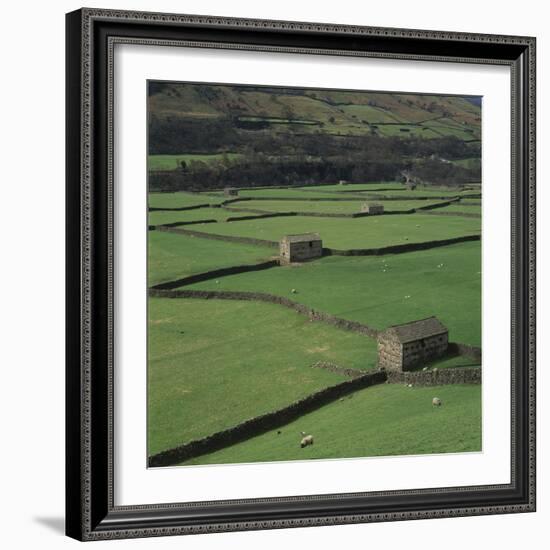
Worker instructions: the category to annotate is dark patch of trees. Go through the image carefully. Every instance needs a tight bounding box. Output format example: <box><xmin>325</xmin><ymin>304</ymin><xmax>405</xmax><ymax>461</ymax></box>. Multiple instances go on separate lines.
<box><xmin>148</xmin><ymin>115</ymin><xmax>480</xmax><ymax>191</ymax></box>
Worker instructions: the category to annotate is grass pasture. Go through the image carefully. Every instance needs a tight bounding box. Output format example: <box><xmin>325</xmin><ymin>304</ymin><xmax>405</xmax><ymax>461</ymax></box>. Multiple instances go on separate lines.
<box><xmin>149</xmin><ymin>191</ymin><xmax>225</xmax><ymax>209</ymax></box>
<box><xmin>186</xmin><ymin>213</ymin><xmax>481</xmax><ymax>250</ymax></box>
<box><xmin>233</xmin><ymin>188</ymin><xmax>365</xmax><ymax>199</ymax></box>
<box><xmin>435</xmin><ymin>203</ymin><xmax>482</xmax><ymax>215</ymax></box>
<box><xmin>148</xmin><ymin>297</ymin><xmax>378</xmax><ymax>455</ymax></box>
<box><xmin>185</xmin><ymin>241</ymin><xmax>481</xmax><ymax>346</ymax></box>
<box><xmin>149</xmin><ymin>207</ymin><xmax>231</xmax><ymax>226</ymax></box>
<box><xmin>148</xmin><ymin>230</ymin><xmax>274</xmax><ymax>286</ymax></box>
<box><xmin>232</xmin><ymin>199</ymin><xmax>445</xmax><ymax>214</ymax></box>
<box><xmin>149</xmin><ymin>153</ymin><xmax>242</xmax><ymax>171</ymax></box>
<box><xmin>180</xmin><ymin>383</ymin><xmax>481</xmax><ymax>465</ymax></box>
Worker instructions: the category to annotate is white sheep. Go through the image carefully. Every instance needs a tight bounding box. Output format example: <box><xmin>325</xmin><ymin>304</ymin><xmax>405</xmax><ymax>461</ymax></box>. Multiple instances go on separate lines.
<box><xmin>300</xmin><ymin>431</ymin><xmax>314</xmax><ymax>448</ymax></box>
<box><xmin>432</xmin><ymin>397</ymin><xmax>442</xmax><ymax>407</ymax></box>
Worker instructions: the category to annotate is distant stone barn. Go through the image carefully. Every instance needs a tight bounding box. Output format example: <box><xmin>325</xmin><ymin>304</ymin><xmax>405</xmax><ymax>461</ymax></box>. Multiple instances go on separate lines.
<box><xmin>361</xmin><ymin>202</ymin><xmax>384</xmax><ymax>215</ymax></box>
<box><xmin>224</xmin><ymin>187</ymin><xmax>239</xmax><ymax>197</ymax></box>
<box><xmin>279</xmin><ymin>233</ymin><xmax>323</xmax><ymax>263</ymax></box>
<box><xmin>377</xmin><ymin>316</ymin><xmax>449</xmax><ymax>371</ymax></box>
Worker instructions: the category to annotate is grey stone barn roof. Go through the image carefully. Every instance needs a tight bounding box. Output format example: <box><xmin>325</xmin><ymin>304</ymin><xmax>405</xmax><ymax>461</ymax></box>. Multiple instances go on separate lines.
<box><xmin>282</xmin><ymin>233</ymin><xmax>321</xmax><ymax>243</ymax></box>
<box><xmin>379</xmin><ymin>316</ymin><xmax>448</xmax><ymax>344</ymax></box>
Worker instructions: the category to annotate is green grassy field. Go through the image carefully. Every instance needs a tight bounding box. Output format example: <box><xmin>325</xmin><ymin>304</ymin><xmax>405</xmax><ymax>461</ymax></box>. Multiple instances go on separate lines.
<box><xmin>180</xmin><ymin>383</ymin><xmax>481</xmax><ymax>465</ymax></box>
<box><xmin>149</xmin><ymin>192</ymin><xmax>225</xmax><ymax>209</ymax></box>
<box><xmin>234</xmin><ymin>188</ymin><xmax>365</xmax><ymax>199</ymax></box>
<box><xmin>186</xmin><ymin>213</ymin><xmax>481</xmax><ymax>250</ymax></box>
<box><xmin>435</xmin><ymin>203</ymin><xmax>482</xmax><ymax>215</ymax></box>
<box><xmin>297</xmin><ymin>182</ymin><xmax>407</xmax><ymax>192</ymax></box>
<box><xmin>149</xmin><ymin>207</ymin><xmax>231</xmax><ymax>226</ymax></box>
<box><xmin>233</xmin><ymin>199</ymin><xmax>445</xmax><ymax>214</ymax></box>
<box><xmin>148</xmin><ymin>231</ymin><xmax>274</xmax><ymax>286</ymax></box>
<box><xmin>148</xmin><ymin>297</ymin><xmax>378</xmax><ymax>455</ymax></box>
<box><xmin>149</xmin><ymin>153</ymin><xmax>242</xmax><ymax>171</ymax></box>
<box><xmin>360</xmin><ymin>188</ymin><xmax>472</xmax><ymax>199</ymax></box>
<box><xmin>185</xmin><ymin>241</ymin><xmax>481</xmax><ymax>346</ymax></box>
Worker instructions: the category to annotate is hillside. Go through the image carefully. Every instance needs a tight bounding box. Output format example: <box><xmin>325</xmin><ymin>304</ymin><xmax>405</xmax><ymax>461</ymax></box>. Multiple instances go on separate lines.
<box><xmin>149</xmin><ymin>82</ymin><xmax>481</xmax><ymax>142</ymax></box>
<box><xmin>148</xmin><ymin>82</ymin><xmax>481</xmax><ymax>191</ymax></box>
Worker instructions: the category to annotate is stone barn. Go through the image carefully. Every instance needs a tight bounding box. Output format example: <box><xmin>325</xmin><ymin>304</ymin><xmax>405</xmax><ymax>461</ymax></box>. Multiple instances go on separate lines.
<box><xmin>224</xmin><ymin>187</ymin><xmax>239</xmax><ymax>197</ymax></box>
<box><xmin>361</xmin><ymin>202</ymin><xmax>384</xmax><ymax>215</ymax></box>
<box><xmin>279</xmin><ymin>233</ymin><xmax>323</xmax><ymax>263</ymax></box>
<box><xmin>377</xmin><ymin>316</ymin><xmax>449</xmax><ymax>371</ymax></box>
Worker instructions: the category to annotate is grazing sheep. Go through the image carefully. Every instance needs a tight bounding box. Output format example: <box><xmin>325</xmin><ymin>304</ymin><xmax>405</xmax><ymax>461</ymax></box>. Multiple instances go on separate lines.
<box><xmin>291</xmin><ymin>288</ymin><xmax>297</xmax><ymax>294</ymax></box>
<box><xmin>300</xmin><ymin>432</ymin><xmax>314</xmax><ymax>448</ymax></box>
<box><xmin>432</xmin><ymin>397</ymin><xmax>442</xmax><ymax>407</ymax></box>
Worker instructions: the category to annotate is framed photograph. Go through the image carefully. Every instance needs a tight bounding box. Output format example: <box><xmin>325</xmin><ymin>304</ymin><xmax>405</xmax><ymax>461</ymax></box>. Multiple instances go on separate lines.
<box><xmin>66</xmin><ymin>8</ymin><xmax>536</xmax><ymax>541</ymax></box>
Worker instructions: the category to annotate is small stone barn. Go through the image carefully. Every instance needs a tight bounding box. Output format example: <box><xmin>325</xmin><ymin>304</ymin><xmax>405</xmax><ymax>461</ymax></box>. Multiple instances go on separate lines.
<box><xmin>279</xmin><ymin>233</ymin><xmax>323</xmax><ymax>263</ymax></box>
<box><xmin>224</xmin><ymin>187</ymin><xmax>239</xmax><ymax>197</ymax></box>
<box><xmin>361</xmin><ymin>202</ymin><xmax>384</xmax><ymax>215</ymax></box>
<box><xmin>377</xmin><ymin>316</ymin><xmax>449</xmax><ymax>371</ymax></box>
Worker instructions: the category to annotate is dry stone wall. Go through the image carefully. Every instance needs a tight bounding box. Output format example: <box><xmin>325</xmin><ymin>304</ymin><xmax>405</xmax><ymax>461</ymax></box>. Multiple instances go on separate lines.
<box><xmin>149</xmin><ymin>288</ymin><xmax>379</xmax><ymax>338</ymax></box>
<box><xmin>386</xmin><ymin>366</ymin><xmax>481</xmax><ymax>386</ymax></box>
<box><xmin>148</xmin><ymin>369</ymin><xmax>387</xmax><ymax>467</ymax></box>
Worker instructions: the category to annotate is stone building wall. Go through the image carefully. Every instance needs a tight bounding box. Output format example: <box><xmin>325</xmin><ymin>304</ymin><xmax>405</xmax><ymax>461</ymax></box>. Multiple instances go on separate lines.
<box><xmin>361</xmin><ymin>204</ymin><xmax>384</xmax><ymax>214</ymax></box>
<box><xmin>386</xmin><ymin>366</ymin><xmax>481</xmax><ymax>386</ymax></box>
<box><xmin>280</xmin><ymin>239</ymin><xmax>323</xmax><ymax>263</ymax></box>
<box><xmin>377</xmin><ymin>336</ymin><xmax>402</xmax><ymax>370</ymax></box>
<box><xmin>402</xmin><ymin>333</ymin><xmax>449</xmax><ymax>370</ymax></box>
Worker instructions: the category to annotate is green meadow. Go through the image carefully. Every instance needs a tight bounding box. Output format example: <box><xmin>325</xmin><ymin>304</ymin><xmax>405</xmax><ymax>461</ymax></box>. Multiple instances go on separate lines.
<box><xmin>186</xmin><ymin>213</ymin><xmax>481</xmax><ymax>249</ymax></box>
<box><xmin>148</xmin><ymin>231</ymin><xmax>274</xmax><ymax>286</ymax></box>
<box><xmin>235</xmin><ymin>199</ymin><xmax>445</xmax><ymax>214</ymax></box>
<box><xmin>180</xmin><ymin>383</ymin><xmax>481</xmax><ymax>465</ymax></box>
<box><xmin>149</xmin><ymin>207</ymin><xmax>231</xmax><ymax>226</ymax></box>
<box><xmin>185</xmin><ymin>241</ymin><xmax>481</xmax><ymax>346</ymax></box>
<box><xmin>149</xmin><ymin>153</ymin><xmax>242</xmax><ymax>171</ymax></box>
<box><xmin>149</xmin><ymin>191</ymin><xmax>225</xmax><ymax>209</ymax></box>
<box><xmin>148</xmin><ymin>297</ymin><xmax>378</xmax><ymax>455</ymax></box>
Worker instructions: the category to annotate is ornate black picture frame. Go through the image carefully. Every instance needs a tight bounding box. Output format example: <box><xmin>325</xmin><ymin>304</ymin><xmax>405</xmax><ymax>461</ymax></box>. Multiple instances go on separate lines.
<box><xmin>66</xmin><ymin>8</ymin><xmax>536</xmax><ymax>541</ymax></box>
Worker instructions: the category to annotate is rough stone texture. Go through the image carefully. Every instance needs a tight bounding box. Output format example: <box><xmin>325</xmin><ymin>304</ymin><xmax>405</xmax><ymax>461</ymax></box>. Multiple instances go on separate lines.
<box><xmin>377</xmin><ymin>317</ymin><xmax>449</xmax><ymax>371</ymax></box>
<box><xmin>151</xmin><ymin>260</ymin><xmax>280</xmax><ymax>291</ymax></box>
<box><xmin>149</xmin><ymin>288</ymin><xmax>379</xmax><ymax>338</ymax></box>
<box><xmin>148</xmin><ymin>369</ymin><xmax>387</xmax><ymax>467</ymax></box>
<box><xmin>423</xmin><ymin>210</ymin><xmax>481</xmax><ymax>219</ymax></box>
<box><xmin>386</xmin><ymin>366</ymin><xmax>481</xmax><ymax>386</ymax></box>
<box><xmin>280</xmin><ymin>234</ymin><xmax>323</xmax><ymax>263</ymax></box>
<box><xmin>361</xmin><ymin>203</ymin><xmax>384</xmax><ymax>214</ymax></box>
<box><xmin>415</xmin><ymin>198</ymin><xmax>460</xmax><ymax>211</ymax></box>
<box><xmin>326</xmin><ymin>234</ymin><xmax>481</xmax><ymax>257</ymax></box>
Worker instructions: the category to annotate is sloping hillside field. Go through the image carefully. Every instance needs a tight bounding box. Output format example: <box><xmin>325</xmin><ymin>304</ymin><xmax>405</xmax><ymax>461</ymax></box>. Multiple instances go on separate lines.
<box><xmin>147</xmin><ymin>82</ymin><xmax>482</xmax><ymax>468</ymax></box>
<box><xmin>148</xmin><ymin>184</ymin><xmax>482</xmax><ymax>467</ymax></box>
